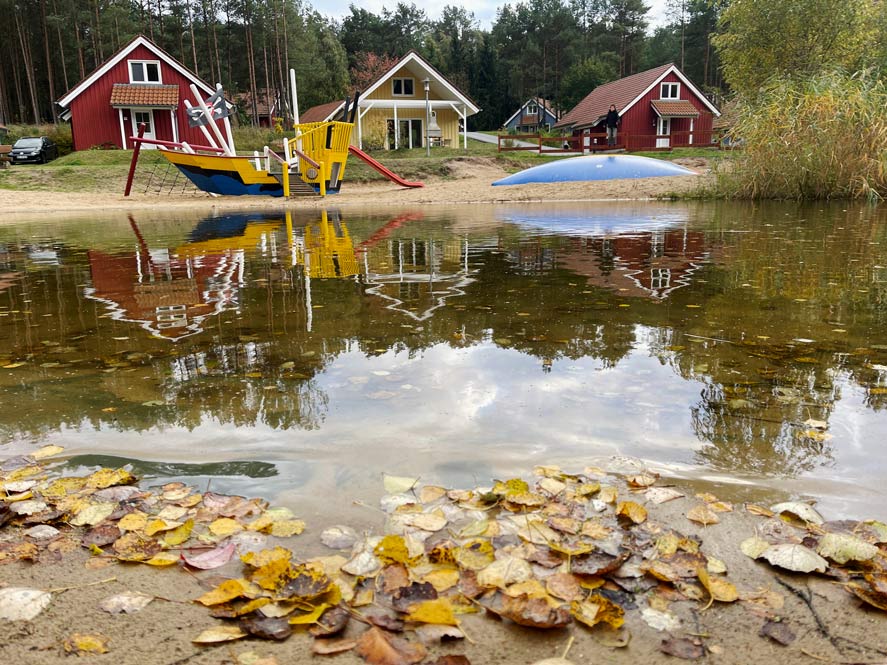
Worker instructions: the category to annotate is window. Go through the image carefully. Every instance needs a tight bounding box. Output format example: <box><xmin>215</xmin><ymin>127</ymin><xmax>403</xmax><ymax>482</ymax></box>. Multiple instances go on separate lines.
<box><xmin>129</xmin><ymin>60</ymin><xmax>161</xmax><ymax>84</ymax></box>
<box><xmin>526</xmin><ymin>102</ymin><xmax>538</xmax><ymax>115</ymax></box>
<box><xmin>660</xmin><ymin>82</ymin><xmax>680</xmax><ymax>99</ymax></box>
<box><xmin>392</xmin><ymin>77</ymin><xmax>414</xmax><ymax>96</ymax></box>
<box><xmin>650</xmin><ymin>268</ymin><xmax>671</xmax><ymax>290</ymax></box>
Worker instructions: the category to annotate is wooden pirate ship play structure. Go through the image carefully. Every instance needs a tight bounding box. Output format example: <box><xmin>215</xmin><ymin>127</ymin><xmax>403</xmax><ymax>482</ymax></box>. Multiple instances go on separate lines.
<box><xmin>125</xmin><ymin>70</ymin><xmax>423</xmax><ymax>199</ymax></box>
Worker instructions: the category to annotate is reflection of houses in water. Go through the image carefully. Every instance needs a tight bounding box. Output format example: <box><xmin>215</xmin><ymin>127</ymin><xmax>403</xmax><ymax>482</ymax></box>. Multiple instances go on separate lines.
<box><xmin>85</xmin><ymin>216</ymin><xmax>280</xmax><ymax>340</ymax></box>
<box><xmin>560</xmin><ymin>228</ymin><xmax>708</xmax><ymax>299</ymax></box>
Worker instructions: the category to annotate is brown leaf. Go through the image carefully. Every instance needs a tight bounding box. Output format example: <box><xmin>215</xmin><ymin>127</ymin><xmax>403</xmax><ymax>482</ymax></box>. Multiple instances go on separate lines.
<box><xmin>487</xmin><ymin>593</ymin><xmax>572</xmax><ymax>629</ymax></box>
<box><xmin>759</xmin><ymin>619</ymin><xmax>795</xmax><ymax>645</ymax></box>
<box><xmin>81</xmin><ymin>524</ymin><xmax>121</xmax><ymax>549</ymax></box>
<box><xmin>365</xmin><ymin>610</ymin><xmax>406</xmax><ymax>632</ymax></box>
<box><xmin>313</xmin><ymin>637</ymin><xmax>358</xmax><ymax>655</ymax></box>
<box><xmin>545</xmin><ymin>573</ymin><xmax>583</xmax><ymax>601</ymax></box>
<box><xmin>571</xmin><ymin>550</ymin><xmax>629</xmax><ymax>576</ymax></box>
<box><xmin>392</xmin><ymin>582</ymin><xmax>437</xmax><ymax>612</ymax></box>
<box><xmin>659</xmin><ymin>636</ymin><xmax>704</xmax><ymax>659</ymax></box>
<box><xmin>430</xmin><ymin>657</ymin><xmax>471</xmax><ymax>665</ymax></box>
<box><xmin>381</xmin><ymin>564</ymin><xmax>411</xmax><ymax>593</ymax></box>
<box><xmin>686</xmin><ymin>504</ymin><xmax>719</xmax><ymax>526</ymax></box>
<box><xmin>355</xmin><ymin>627</ymin><xmax>427</xmax><ymax>665</ymax></box>
<box><xmin>309</xmin><ymin>606</ymin><xmax>351</xmax><ymax>637</ymax></box>
<box><xmin>239</xmin><ymin>615</ymin><xmax>293</xmax><ymax>641</ymax></box>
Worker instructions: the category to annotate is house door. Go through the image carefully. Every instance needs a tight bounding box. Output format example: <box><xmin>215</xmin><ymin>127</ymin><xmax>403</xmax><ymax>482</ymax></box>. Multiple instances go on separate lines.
<box><xmin>132</xmin><ymin>110</ymin><xmax>156</xmax><ymax>149</ymax></box>
<box><xmin>398</xmin><ymin>119</ymin><xmax>422</xmax><ymax>149</ymax></box>
<box><xmin>656</xmin><ymin>117</ymin><xmax>670</xmax><ymax>148</ymax></box>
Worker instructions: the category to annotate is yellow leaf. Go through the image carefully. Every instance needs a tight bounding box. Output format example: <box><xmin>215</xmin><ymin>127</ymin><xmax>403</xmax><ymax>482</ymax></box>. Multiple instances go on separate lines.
<box><xmin>421</xmin><ymin>568</ymin><xmax>460</xmax><ymax>593</ymax></box>
<box><xmin>41</xmin><ymin>477</ymin><xmax>87</xmax><ymax>501</ymax></box>
<box><xmin>145</xmin><ymin>552</ymin><xmax>180</xmax><ymax>567</ymax></box>
<box><xmin>71</xmin><ymin>503</ymin><xmax>116</xmax><ymax>527</ymax></box>
<box><xmin>118</xmin><ymin>512</ymin><xmax>148</xmax><ymax>532</ymax></box>
<box><xmin>63</xmin><ymin>633</ymin><xmax>109</xmax><ymax>655</ymax></box>
<box><xmin>687</xmin><ymin>504</ymin><xmax>720</xmax><ymax>526</ymax></box>
<box><xmin>616</xmin><ymin>501</ymin><xmax>648</xmax><ymax>524</ymax></box>
<box><xmin>697</xmin><ymin>567</ymin><xmax>738</xmax><ymax>603</ymax></box>
<box><xmin>598</xmin><ymin>486</ymin><xmax>618</xmax><ymax>504</ymax></box>
<box><xmin>406</xmin><ymin>598</ymin><xmax>458</xmax><ymax>626</ymax></box>
<box><xmin>85</xmin><ymin>468</ymin><xmax>136</xmax><ymax>489</ymax></box>
<box><xmin>571</xmin><ymin>594</ymin><xmax>624</xmax><ymax>629</ymax></box>
<box><xmin>492</xmin><ymin>478</ymin><xmax>530</xmax><ymax>497</ymax></box>
<box><xmin>242</xmin><ymin>547</ymin><xmax>292</xmax><ymax>568</ymax></box>
<box><xmin>163</xmin><ymin>519</ymin><xmax>194</xmax><ymax>546</ymax></box>
<box><xmin>454</xmin><ymin>539</ymin><xmax>495</xmax><ymax>571</ymax></box>
<box><xmin>145</xmin><ymin>519</ymin><xmax>181</xmax><ymax>536</ymax></box>
<box><xmin>251</xmin><ymin>557</ymin><xmax>294</xmax><ymax>591</ymax></box>
<box><xmin>373</xmin><ymin>535</ymin><xmax>417</xmax><ymax>566</ymax></box>
<box><xmin>32</xmin><ymin>445</ymin><xmax>65</xmax><ymax>460</ymax></box>
<box><xmin>192</xmin><ymin>626</ymin><xmax>247</xmax><ymax>643</ymax></box>
<box><xmin>269</xmin><ymin>520</ymin><xmax>305</xmax><ymax>538</ymax></box>
<box><xmin>288</xmin><ymin>603</ymin><xmax>330</xmax><ymax>625</ymax></box>
<box><xmin>88</xmin><ymin>544</ymin><xmax>104</xmax><ymax>556</ymax></box>
<box><xmin>383</xmin><ymin>474</ymin><xmax>420</xmax><ymax>494</ymax></box>
<box><xmin>209</xmin><ymin>517</ymin><xmax>243</xmax><ymax>537</ymax></box>
<box><xmin>196</xmin><ymin>579</ymin><xmax>250</xmax><ymax>606</ymax></box>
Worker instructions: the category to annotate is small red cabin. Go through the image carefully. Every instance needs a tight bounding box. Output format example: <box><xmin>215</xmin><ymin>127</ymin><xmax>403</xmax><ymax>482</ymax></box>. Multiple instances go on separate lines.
<box><xmin>57</xmin><ymin>35</ymin><xmax>232</xmax><ymax>152</ymax></box>
<box><xmin>555</xmin><ymin>64</ymin><xmax>720</xmax><ymax>151</ymax></box>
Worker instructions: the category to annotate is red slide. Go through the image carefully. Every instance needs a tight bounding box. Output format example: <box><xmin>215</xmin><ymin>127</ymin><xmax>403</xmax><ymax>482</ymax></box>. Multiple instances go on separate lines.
<box><xmin>348</xmin><ymin>146</ymin><xmax>424</xmax><ymax>188</ymax></box>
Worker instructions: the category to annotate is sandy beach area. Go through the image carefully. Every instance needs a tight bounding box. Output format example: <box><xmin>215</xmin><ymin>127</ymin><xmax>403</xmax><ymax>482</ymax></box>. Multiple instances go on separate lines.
<box><xmin>0</xmin><ymin>157</ymin><xmax>710</xmax><ymax>218</ymax></box>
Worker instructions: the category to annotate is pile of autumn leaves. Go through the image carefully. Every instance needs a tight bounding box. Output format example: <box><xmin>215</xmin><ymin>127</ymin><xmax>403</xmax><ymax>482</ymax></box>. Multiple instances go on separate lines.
<box><xmin>1</xmin><ymin>447</ymin><xmax>887</xmax><ymax>663</ymax></box>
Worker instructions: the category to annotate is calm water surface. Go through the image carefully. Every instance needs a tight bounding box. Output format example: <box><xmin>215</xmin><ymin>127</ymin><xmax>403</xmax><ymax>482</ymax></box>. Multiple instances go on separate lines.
<box><xmin>1</xmin><ymin>202</ymin><xmax>885</xmax><ymax>522</ymax></box>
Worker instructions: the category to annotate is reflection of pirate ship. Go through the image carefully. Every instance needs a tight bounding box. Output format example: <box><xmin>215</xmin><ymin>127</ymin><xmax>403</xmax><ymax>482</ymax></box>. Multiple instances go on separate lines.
<box><xmin>85</xmin><ymin>215</ymin><xmax>279</xmax><ymax>340</ymax></box>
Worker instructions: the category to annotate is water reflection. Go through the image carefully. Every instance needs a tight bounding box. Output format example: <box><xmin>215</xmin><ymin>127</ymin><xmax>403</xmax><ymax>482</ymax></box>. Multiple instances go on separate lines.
<box><xmin>0</xmin><ymin>203</ymin><xmax>886</xmax><ymax>518</ymax></box>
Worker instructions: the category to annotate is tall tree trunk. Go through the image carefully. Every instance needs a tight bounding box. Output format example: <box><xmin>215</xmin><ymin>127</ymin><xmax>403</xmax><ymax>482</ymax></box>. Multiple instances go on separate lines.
<box><xmin>51</xmin><ymin>0</ymin><xmax>69</xmax><ymax>91</ymax></box>
<box><xmin>15</xmin><ymin>9</ymin><xmax>40</xmax><ymax>122</ymax></box>
<box><xmin>42</xmin><ymin>0</ymin><xmax>58</xmax><ymax>122</ymax></box>
<box><xmin>263</xmin><ymin>43</ymin><xmax>272</xmax><ymax>126</ymax></box>
<box><xmin>187</xmin><ymin>2</ymin><xmax>199</xmax><ymax>75</ymax></box>
<box><xmin>93</xmin><ymin>0</ymin><xmax>103</xmax><ymax>62</ymax></box>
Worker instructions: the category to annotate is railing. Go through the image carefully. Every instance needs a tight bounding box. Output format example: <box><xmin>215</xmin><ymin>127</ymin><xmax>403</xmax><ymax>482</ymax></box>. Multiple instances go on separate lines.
<box><xmin>498</xmin><ymin>130</ymin><xmax>719</xmax><ymax>154</ymax></box>
<box><xmin>264</xmin><ymin>147</ymin><xmax>295</xmax><ymax>199</ymax></box>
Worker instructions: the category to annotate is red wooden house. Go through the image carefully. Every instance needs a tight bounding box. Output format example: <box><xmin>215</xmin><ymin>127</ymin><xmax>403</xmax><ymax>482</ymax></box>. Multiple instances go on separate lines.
<box><xmin>555</xmin><ymin>64</ymin><xmax>720</xmax><ymax>151</ymax></box>
<box><xmin>57</xmin><ymin>35</ymin><xmax>232</xmax><ymax>152</ymax></box>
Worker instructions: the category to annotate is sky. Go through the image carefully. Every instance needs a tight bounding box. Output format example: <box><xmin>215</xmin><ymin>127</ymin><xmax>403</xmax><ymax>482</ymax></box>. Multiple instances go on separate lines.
<box><xmin>311</xmin><ymin>0</ymin><xmax>670</xmax><ymax>31</ymax></box>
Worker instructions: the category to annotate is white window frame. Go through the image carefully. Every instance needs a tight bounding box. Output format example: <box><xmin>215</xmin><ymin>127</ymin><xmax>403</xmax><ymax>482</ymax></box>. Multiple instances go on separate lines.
<box><xmin>660</xmin><ymin>82</ymin><xmax>680</xmax><ymax>99</ymax></box>
<box><xmin>392</xmin><ymin>77</ymin><xmax>415</xmax><ymax>97</ymax></box>
<box><xmin>526</xmin><ymin>102</ymin><xmax>538</xmax><ymax>115</ymax></box>
<box><xmin>129</xmin><ymin>60</ymin><xmax>162</xmax><ymax>84</ymax></box>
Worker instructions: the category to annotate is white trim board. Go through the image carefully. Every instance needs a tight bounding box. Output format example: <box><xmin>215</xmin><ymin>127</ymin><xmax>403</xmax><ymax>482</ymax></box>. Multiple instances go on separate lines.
<box><xmin>620</xmin><ymin>65</ymin><xmax>720</xmax><ymax>119</ymax></box>
<box><xmin>58</xmin><ymin>35</ymin><xmax>215</xmax><ymax>109</ymax></box>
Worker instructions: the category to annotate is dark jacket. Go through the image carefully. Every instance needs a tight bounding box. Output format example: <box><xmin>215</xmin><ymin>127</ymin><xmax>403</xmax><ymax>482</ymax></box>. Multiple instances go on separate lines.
<box><xmin>606</xmin><ymin>109</ymin><xmax>619</xmax><ymax>128</ymax></box>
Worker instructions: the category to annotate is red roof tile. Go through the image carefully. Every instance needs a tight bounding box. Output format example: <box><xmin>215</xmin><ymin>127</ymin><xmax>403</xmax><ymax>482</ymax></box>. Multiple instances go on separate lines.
<box><xmin>300</xmin><ymin>100</ymin><xmax>345</xmax><ymax>124</ymax></box>
<box><xmin>651</xmin><ymin>100</ymin><xmax>699</xmax><ymax>117</ymax></box>
<box><xmin>555</xmin><ymin>64</ymin><xmax>673</xmax><ymax>130</ymax></box>
<box><xmin>110</xmin><ymin>83</ymin><xmax>179</xmax><ymax>108</ymax></box>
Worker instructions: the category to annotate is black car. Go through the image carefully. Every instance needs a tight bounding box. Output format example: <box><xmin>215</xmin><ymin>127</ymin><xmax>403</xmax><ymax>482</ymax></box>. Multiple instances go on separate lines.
<box><xmin>10</xmin><ymin>137</ymin><xmax>58</xmax><ymax>164</ymax></box>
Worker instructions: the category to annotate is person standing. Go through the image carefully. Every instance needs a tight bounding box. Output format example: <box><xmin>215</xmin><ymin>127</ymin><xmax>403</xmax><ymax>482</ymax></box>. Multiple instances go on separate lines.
<box><xmin>605</xmin><ymin>105</ymin><xmax>619</xmax><ymax>146</ymax></box>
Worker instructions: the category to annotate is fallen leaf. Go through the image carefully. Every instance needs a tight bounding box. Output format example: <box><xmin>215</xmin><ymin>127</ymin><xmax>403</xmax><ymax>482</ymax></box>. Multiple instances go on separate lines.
<box><xmin>355</xmin><ymin>626</ymin><xmax>427</xmax><ymax>665</ymax></box>
<box><xmin>321</xmin><ymin>526</ymin><xmax>359</xmax><ymax>550</ymax></box>
<box><xmin>571</xmin><ymin>594</ymin><xmax>624</xmax><ymax>629</ymax></box>
<box><xmin>645</xmin><ymin>487</ymin><xmax>684</xmax><ymax>504</ymax></box>
<box><xmin>759</xmin><ymin>544</ymin><xmax>828</xmax><ymax>573</ymax></box>
<box><xmin>183</xmin><ymin>543</ymin><xmax>236</xmax><ymax>569</ymax></box>
<box><xmin>99</xmin><ymin>591</ymin><xmax>154</xmax><ymax>614</ymax></box>
<box><xmin>240</xmin><ymin>615</ymin><xmax>293</xmax><ymax>641</ymax></box>
<box><xmin>196</xmin><ymin>578</ymin><xmax>250</xmax><ymax>606</ymax></box>
<box><xmin>0</xmin><ymin>587</ymin><xmax>52</xmax><ymax>621</ymax></box>
<box><xmin>32</xmin><ymin>445</ymin><xmax>65</xmax><ymax>460</ymax></box>
<box><xmin>476</xmin><ymin>556</ymin><xmax>532</xmax><ymax>589</ymax></box>
<box><xmin>686</xmin><ymin>504</ymin><xmax>719</xmax><ymax>526</ymax></box>
<box><xmin>660</xmin><ymin>636</ymin><xmax>704</xmax><ymax>660</ymax></box>
<box><xmin>192</xmin><ymin>625</ymin><xmax>248</xmax><ymax>644</ymax></box>
<box><xmin>640</xmin><ymin>607</ymin><xmax>680</xmax><ymax>631</ymax></box>
<box><xmin>414</xmin><ymin>624</ymin><xmax>465</xmax><ymax>644</ymax></box>
<box><xmin>697</xmin><ymin>567</ymin><xmax>738</xmax><ymax>603</ymax></box>
<box><xmin>770</xmin><ymin>501</ymin><xmax>824</xmax><ymax>525</ymax></box>
<box><xmin>313</xmin><ymin>637</ymin><xmax>359</xmax><ymax>655</ymax></box>
<box><xmin>815</xmin><ymin>532</ymin><xmax>878</xmax><ymax>564</ymax></box>
<box><xmin>759</xmin><ymin>619</ymin><xmax>795</xmax><ymax>645</ymax></box>
<box><xmin>63</xmin><ymin>633</ymin><xmax>109</xmax><ymax>655</ymax></box>
<box><xmin>405</xmin><ymin>598</ymin><xmax>458</xmax><ymax>626</ymax></box>
<box><xmin>616</xmin><ymin>501</ymin><xmax>647</xmax><ymax>524</ymax></box>
<box><xmin>383</xmin><ymin>474</ymin><xmax>420</xmax><ymax>495</ymax></box>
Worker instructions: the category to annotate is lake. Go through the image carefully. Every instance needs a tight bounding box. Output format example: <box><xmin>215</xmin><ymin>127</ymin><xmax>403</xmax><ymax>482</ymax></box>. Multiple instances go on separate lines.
<box><xmin>1</xmin><ymin>201</ymin><xmax>885</xmax><ymax>525</ymax></box>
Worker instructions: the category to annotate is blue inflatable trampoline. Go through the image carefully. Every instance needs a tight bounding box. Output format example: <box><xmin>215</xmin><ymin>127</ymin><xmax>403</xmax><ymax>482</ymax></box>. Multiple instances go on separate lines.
<box><xmin>492</xmin><ymin>154</ymin><xmax>696</xmax><ymax>186</ymax></box>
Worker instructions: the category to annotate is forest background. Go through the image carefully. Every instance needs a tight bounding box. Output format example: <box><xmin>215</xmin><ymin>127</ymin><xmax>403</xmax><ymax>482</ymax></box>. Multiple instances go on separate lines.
<box><xmin>0</xmin><ymin>0</ymin><xmax>724</xmax><ymax>130</ymax></box>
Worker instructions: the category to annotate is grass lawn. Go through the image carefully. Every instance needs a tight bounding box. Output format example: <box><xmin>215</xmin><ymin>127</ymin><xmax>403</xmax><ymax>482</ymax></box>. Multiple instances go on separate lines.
<box><xmin>0</xmin><ymin>137</ymin><xmax>724</xmax><ymax>193</ymax></box>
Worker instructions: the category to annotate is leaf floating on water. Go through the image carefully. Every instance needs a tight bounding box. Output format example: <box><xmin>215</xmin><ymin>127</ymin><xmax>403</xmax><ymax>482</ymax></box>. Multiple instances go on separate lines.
<box><xmin>99</xmin><ymin>591</ymin><xmax>154</xmax><ymax>614</ymax></box>
<box><xmin>321</xmin><ymin>525</ymin><xmax>359</xmax><ymax>550</ymax></box>
<box><xmin>63</xmin><ymin>632</ymin><xmax>109</xmax><ymax>655</ymax></box>
<box><xmin>355</xmin><ymin>626</ymin><xmax>427</xmax><ymax>665</ymax></box>
<box><xmin>759</xmin><ymin>544</ymin><xmax>828</xmax><ymax>573</ymax></box>
<box><xmin>192</xmin><ymin>625</ymin><xmax>247</xmax><ymax>644</ymax></box>
<box><xmin>383</xmin><ymin>474</ymin><xmax>420</xmax><ymax>495</ymax></box>
<box><xmin>769</xmin><ymin>501</ymin><xmax>824</xmax><ymax>525</ymax></box>
<box><xmin>0</xmin><ymin>587</ymin><xmax>52</xmax><ymax>621</ymax></box>
<box><xmin>32</xmin><ymin>445</ymin><xmax>65</xmax><ymax>460</ymax></box>
<box><xmin>815</xmin><ymin>533</ymin><xmax>878</xmax><ymax>564</ymax></box>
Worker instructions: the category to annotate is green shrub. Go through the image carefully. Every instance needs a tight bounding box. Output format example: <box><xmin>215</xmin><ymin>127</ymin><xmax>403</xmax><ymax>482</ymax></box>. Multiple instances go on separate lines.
<box><xmin>716</xmin><ymin>70</ymin><xmax>887</xmax><ymax>200</ymax></box>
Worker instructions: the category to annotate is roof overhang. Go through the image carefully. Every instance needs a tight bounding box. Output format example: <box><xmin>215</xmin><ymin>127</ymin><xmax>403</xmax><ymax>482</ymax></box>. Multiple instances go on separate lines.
<box><xmin>651</xmin><ymin>100</ymin><xmax>700</xmax><ymax>118</ymax></box>
<box><xmin>58</xmin><ymin>35</ymin><xmax>215</xmax><ymax>109</ymax></box>
<box><xmin>361</xmin><ymin>52</ymin><xmax>480</xmax><ymax>116</ymax></box>
<box><xmin>622</xmin><ymin>65</ymin><xmax>720</xmax><ymax>118</ymax></box>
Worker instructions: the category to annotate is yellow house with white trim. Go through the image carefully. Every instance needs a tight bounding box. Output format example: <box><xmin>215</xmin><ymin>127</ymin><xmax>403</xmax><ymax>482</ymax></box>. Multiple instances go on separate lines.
<box><xmin>300</xmin><ymin>51</ymin><xmax>480</xmax><ymax>150</ymax></box>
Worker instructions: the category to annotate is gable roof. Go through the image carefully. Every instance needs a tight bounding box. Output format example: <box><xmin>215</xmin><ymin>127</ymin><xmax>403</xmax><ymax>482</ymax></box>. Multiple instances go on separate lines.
<box><xmin>555</xmin><ymin>64</ymin><xmax>719</xmax><ymax>130</ymax></box>
<box><xmin>58</xmin><ymin>34</ymin><xmax>216</xmax><ymax>109</ymax></box>
<box><xmin>503</xmin><ymin>97</ymin><xmax>557</xmax><ymax>127</ymax></box>
<box><xmin>362</xmin><ymin>50</ymin><xmax>479</xmax><ymax>114</ymax></box>
<box><xmin>300</xmin><ymin>99</ymin><xmax>346</xmax><ymax>124</ymax></box>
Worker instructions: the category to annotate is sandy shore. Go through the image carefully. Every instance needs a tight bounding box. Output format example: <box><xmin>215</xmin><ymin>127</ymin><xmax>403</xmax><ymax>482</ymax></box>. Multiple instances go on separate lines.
<box><xmin>0</xmin><ymin>157</ymin><xmax>709</xmax><ymax>219</ymax></box>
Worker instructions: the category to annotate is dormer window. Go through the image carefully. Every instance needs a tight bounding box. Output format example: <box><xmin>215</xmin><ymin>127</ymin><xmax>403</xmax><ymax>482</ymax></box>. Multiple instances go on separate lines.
<box><xmin>660</xmin><ymin>82</ymin><xmax>680</xmax><ymax>99</ymax></box>
<box><xmin>392</xmin><ymin>77</ymin><xmax>414</xmax><ymax>96</ymax></box>
<box><xmin>129</xmin><ymin>60</ymin><xmax>161</xmax><ymax>84</ymax></box>
<box><xmin>526</xmin><ymin>102</ymin><xmax>538</xmax><ymax>115</ymax></box>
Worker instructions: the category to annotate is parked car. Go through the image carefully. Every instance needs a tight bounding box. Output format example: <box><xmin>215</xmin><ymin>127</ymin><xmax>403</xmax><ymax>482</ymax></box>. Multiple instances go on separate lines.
<box><xmin>10</xmin><ymin>137</ymin><xmax>58</xmax><ymax>164</ymax></box>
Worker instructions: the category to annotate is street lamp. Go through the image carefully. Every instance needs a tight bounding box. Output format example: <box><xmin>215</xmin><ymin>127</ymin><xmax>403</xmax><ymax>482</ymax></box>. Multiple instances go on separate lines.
<box><xmin>423</xmin><ymin>78</ymin><xmax>431</xmax><ymax>157</ymax></box>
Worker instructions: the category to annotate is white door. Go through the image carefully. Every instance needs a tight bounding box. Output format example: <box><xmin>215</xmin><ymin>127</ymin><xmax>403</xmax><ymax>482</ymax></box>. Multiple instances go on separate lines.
<box><xmin>132</xmin><ymin>110</ymin><xmax>156</xmax><ymax>149</ymax></box>
<box><xmin>656</xmin><ymin>117</ymin><xmax>670</xmax><ymax>148</ymax></box>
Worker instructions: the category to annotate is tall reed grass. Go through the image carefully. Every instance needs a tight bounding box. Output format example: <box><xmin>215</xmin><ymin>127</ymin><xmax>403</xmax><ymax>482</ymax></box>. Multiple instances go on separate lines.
<box><xmin>716</xmin><ymin>70</ymin><xmax>887</xmax><ymax>200</ymax></box>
